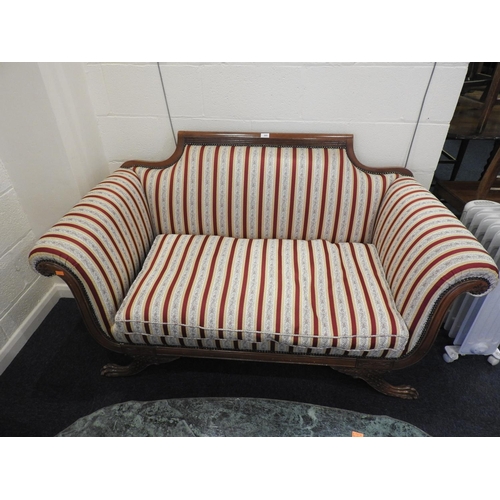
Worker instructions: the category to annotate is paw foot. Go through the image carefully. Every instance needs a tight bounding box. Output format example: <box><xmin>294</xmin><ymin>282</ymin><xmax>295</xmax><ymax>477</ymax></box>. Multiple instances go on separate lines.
<box><xmin>101</xmin><ymin>355</ymin><xmax>179</xmax><ymax>377</ymax></box>
<box><xmin>381</xmin><ymin>383</ymin><xmax>419</xmax><ymax>400</ymax></box>
<box><xmin>100</xmin><ymin>360</ymin><xmax>149</xmax><ymax>377</ymax></box>
<box><xmin>333</xmin><ymin>367</ymin><xmax>420</xmax><ymax>399</ymax></box>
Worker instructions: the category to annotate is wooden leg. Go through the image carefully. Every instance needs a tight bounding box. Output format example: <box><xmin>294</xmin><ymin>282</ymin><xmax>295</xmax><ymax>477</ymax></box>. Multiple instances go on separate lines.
<box><xmin>333</xmin><ymin>367</ymin><xmax>419</xmax><ymax>399</ymax></box>
<box><xmin>477</xmin><ymin>142</ymin><xmax>500</xmax><ymax>199</ymax></box>
<box><xmin>101</xmin><ymin>355</ymin><xmax>179</xmax><ymax>377</ymax></box>
<box><xmin>450</xmin><ymin>139</ymin><xmax>469</xmax><ymax>181</ymax></box>
<box><xmin>476</xmin><ymin>64</ymin><xmax>500</xmax><ymax>134</ymax></box>
<box><xmin>478</xmin><ymin>139</ymin><xmax>500</xmax><ymax>180</ymax></box>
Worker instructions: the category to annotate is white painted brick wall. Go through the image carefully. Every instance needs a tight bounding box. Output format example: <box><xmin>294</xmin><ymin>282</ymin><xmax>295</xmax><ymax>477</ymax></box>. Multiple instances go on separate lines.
<box><xmin>0</xmin><ymin>159</ymin><xmax>54</xmax><ymax>343</ymax></box>
<box><xmin>86</xmin><ymin>62</ymin><xmax>176</xmax><ymax>167</ymax></box>
<box><xmin>0</xmin><ymin>233</ymin><xmax>42</xmax><ymax>317</ymax></box>
<box><xmin>201</xmin><ymin>64</ymin><xmax>303</xmax><ymax>120</ymax></box>
<box><xmin>0</xmin><ymin>159</ymin><xmax>11</xmax><ymax>195</ymax></box>
<box><xmin>0</xmin><ymin>188</ymin><xmax>32</xmax><ymax>256</ymax></box>
<box><xmin>100</xmin><ymin>64</ymin><xmax>167</xmax><ymax>117</ymax></box>
<box><xmin>1</xmin><ymin>277</ymin><xmax>53</xmax><ymax>338</ymax></box>
<box><xmin>0</xmin><ymin>63</ymin><xmax>109</xmax><ymax>237</ymax></box>
<box><xmin>0</xmin><ymin>63</ymin><xmax>106</xmax><ymax>367</ymax></box>
<box><xmin>96</xmin><ymin>115</ymin><xmax>171</xmax><ymax>162</ymax></box>
<box><xmin>85</xmin><ymin>61</ymin><xmax>468</xmax><ymax>187</ymax></box>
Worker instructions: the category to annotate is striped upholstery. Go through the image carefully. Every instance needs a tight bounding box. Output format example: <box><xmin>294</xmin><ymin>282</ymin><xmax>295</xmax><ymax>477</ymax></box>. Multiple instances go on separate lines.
<box><xmin>373</xmin><ymin>177</ymin><xmax>499</xmax><ymax>353</ymax></box>
<box><xmin>112</xmin><ymin>234</ymin><xmax>409</xmax><ymax>357</ymax></box>
<box><xmin>29</xmin><ymin>139</ymin><xmax>500</xmax><ymax>363</ymax></box>
<box><xmin>134</xmin><ymin>145</ymin><xmax>399</xmax><ymax>243</ymax></box>
<box><xmin>29</xmin><ymin>169</ymin><xmax>155</xmax><ymax>334</ymax></box>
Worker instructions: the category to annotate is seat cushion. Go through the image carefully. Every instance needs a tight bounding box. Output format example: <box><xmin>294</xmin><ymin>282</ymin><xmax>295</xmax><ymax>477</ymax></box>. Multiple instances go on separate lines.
<box><xmin>111</xmin><ymin>234</ymin><xmax>409</xmax><ymax>357</ymax></box>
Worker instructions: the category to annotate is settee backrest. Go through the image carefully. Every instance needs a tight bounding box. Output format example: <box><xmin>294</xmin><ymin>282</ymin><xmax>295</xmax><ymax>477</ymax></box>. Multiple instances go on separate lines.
<box><xmin>133</xmin><ymin>138</ymin><xmax>405</xmax><ymax>243</ymax></box>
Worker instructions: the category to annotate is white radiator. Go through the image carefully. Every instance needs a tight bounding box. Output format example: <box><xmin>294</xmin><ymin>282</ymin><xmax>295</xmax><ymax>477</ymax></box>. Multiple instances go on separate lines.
<box><xmin>443</xmin><ymin>200</ymin><xmax>500</xmax><ymax>366</ymax></box>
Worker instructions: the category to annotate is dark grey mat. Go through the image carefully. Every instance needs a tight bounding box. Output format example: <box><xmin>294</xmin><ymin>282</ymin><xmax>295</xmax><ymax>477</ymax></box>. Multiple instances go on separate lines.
<box><xmin>1</xmin><ymin>299</ymin><xmax>499</xmax><ymax>437</ymax></box>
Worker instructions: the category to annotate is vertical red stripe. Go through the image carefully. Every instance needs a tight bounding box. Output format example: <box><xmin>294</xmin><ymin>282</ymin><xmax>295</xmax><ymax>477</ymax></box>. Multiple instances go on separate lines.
<box><xmin>307</xmin><ymin>240</ymin><xmax>319</xmax><ymax>347</ymax></box>
<box><xmin>339</xmin><ymin>244</ymin><xmax>357</xmax><ymax>350</ymax></box>
<box><xmin>145</xmin><ymin>172</ymin><xmax>157</xmax><ymax>234</ymax></box>
<box><xmin>161</xmin><ymin>235</ymin><xmax>196</xmax><ymax>335</ymax></box>
<box><xmin>346</xmin><ymin>159</ymin><xmax>358</xmax><ymax>242</ymax></box>
<box><xmin>258</xmin><ymin>147</ymin><xmax>266</xmax><ymax>239</ymax></box>
<box><xmin>138</xmin><ymin>234</ymin><xmax>183</xmax><ymax>334</ymax></box>
<box><xmin>316</xmin><ymin>149</ymin><xmax>329</xmax><ymax>240</ymax></box>
<box><xmin>197</xmin><ymin>145</ymin><xmax>206</xmax><ymax>233</ymax></box>
<box><xmin>374</xmin><ymin>174</ymin><xmax>389</xmax><ymax>237</ymax></box>
<box><xmin>218</xmin><ymin>238</ymin><xmax>238</xmax><ymax>329</ymax></box>
<box><xmin>302</xmin><ymin>149</ymin><xmax>313</xmax><ymax>240</ymax></box>
<box><xmin>148</xmin><ymin>170</ymin><xmax>162</xmax><ymax>234</ymax></box>
<box><xmin>364</xmin><ymin>246</ymin><xmax>397</xmax><ymax>349</ymax></box>
<box><xmin>360</xmin><ymin>173</ymin><xmax>373</xmax><ymax>242</ymax></box>
<box><xmin>212</xmin><ymin>145</ymin><xmax>220</xmax><ymax>235</ymax></box>
<box><xmin>168</xmin><ymin>163</ymin><xmax>176</xmax><ymax>233</ymax></box>
<box><xmin>287</xmin><ymin>148</ymin><xmax>297</xmax><ymax>239</ymax></box>
<box><xmin>274</xmin><ymin>239</ymin><xmax>283</xmax><ymax>351</ymax></box>
<box><xmin>227</xmin><ymin>147</ymin><xmax>235</xmax><ymax>236</ymax></box>
<box><xmin>331</xmin><ymin>149</ymin><xmax>344</xmax><ymax>242</ymax></box>
<box><xmin>135</xmin><ymin>168</ymin><xmax>156</xmax><ymax>232</ymax></box>
<box><xmin>199</xmin><ymin>236</ymin><xmax>225</xmax><ymax>336</ymax></box>
<box><xmin>255</xmin><ymin>240</ymin><xmax>268</xmax><ymax>342</ymax></box>
<box><xmin>321</xmin><ymin>240</ymin><xmax>339</xmax><ymax>343</ymax></box>
<box><xmin>237</xmin><ymin>240</ymin><xmax>253</xmax><ymax>337</ymax></box>
<box><xmin>182</xmin><ymin>145</ymin><xmax>191</xmax><ymax>233</ymax></box>
<box><xmin>242</xmin><ymin>147</ymin><xmax>251</xmax><ymax>237</ymax></box>
<box><xmin>272</xmin><ymin>149</ymin><xmax>281</xmax><ymax>238</ymax></box>
<box><xmin>292</xmin><ymin>240</ymin><xmax>301</xmax><ymax>344</ymax></box>
<box><xmin>348</xmin><ymin>244</ymin><xmax>377</xmax><ymax>350</ymax></box>
<box><xmin>180</xmin><ymin>236</ymin><xmax>210</xmax><ymax>329</ymax></box>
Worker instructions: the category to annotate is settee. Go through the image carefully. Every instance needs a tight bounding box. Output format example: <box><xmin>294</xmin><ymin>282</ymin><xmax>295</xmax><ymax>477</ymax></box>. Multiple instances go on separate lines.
<box><xmin>29</xmin><ymin>131</ymin><xmax>499</xmax><ymax>399</ymax></box>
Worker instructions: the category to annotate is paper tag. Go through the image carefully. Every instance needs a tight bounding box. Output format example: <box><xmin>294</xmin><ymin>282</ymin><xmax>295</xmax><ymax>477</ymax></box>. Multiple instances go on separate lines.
<box><xmin>55</xmin><ymin>270</ymin><xmax>65</xmax><ymax>276</ymax></box>
<box><xmin>352</xmin><ymin>431</ymin><xmax>364</xmax><ymax>437</ymax></box>
<box><xmin>260</xmin><ymin>133</ymin><xmax>270</xmax><ymax>138</ymax></box>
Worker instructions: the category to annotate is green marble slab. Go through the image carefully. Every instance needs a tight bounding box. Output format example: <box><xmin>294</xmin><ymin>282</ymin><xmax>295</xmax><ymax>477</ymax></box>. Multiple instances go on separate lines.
<box><xmin>57</xmin><ymin>398</ymin><xmax>429</xmax><ymax>437</ymax></box>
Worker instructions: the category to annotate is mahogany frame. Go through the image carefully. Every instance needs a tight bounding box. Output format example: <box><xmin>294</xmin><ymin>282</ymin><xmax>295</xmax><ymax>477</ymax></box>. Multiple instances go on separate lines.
<box><xmin>36</xmin><ymin>132</ymin><xmax>491</xmax><ymax>399</ymax></box>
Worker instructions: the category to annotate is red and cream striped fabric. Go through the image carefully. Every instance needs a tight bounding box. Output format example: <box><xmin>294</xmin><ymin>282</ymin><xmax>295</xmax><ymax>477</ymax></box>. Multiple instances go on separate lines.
<box><xmin>134</xmin><ymin>145</ymin><xmax>399</xmax><ymax>244</ymax></box>
<box><xmin>373</xmin><ymin>177</ymin><xmax>499</xmax><ymax>353</ymax></box>
<box><xmin>111</xmin><ymin>233</ymin><xmax>409</xmax><ymax>357</ymax></box>
<box><xmin>29</xmin><ymin>169</ymin><xmax>155</xmax><ymax>334</ymax></box>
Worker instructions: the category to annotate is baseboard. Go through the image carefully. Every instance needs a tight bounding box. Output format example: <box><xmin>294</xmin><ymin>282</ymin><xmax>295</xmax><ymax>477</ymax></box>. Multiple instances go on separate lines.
<box><xmin>54</xmin><ymin>282</ymin><xmax>73</xmax><ymax>299</ymax></box>
<box><xmin>0</xmin><ymin>283</ymin><xmax>72</xmax><ymax>376</ymax></box>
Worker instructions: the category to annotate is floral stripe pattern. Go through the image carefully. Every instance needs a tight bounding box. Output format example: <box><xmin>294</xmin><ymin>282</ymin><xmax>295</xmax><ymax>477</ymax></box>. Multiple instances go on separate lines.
<box><xmin>111</xmin><ymin>234</ymin><xmax>409</xmax><ymax>357</ymax></box>
<box><xmin>29</xmin><ymin>144</ymin><xmax>500</xmax><ymax>362</ymax></box>
<box><xmin>372</xmin><ymin>177</ymin><xmax>499</xmax><ymax>353</ymax></box>
<box><xmin>134</xmin><ymin>145</ymin><xmax>398</xmax><ymax>243</ymax></box>
<box><xmin>29</xmin><ymin>169</ymin><xmax>155</xmax><ymax>334</ymax></box>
